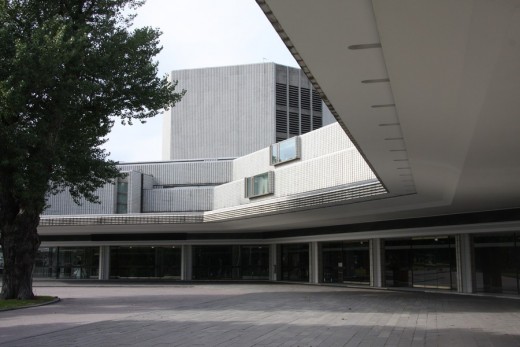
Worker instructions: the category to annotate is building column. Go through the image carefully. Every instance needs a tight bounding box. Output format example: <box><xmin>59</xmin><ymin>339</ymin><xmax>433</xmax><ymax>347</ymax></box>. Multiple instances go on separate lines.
<box><xmin>98</xmin><ymin>246</ymin><xmax>110</xmax><ymax>280</ymax></box>
<box><xmin>181</xmin><ymin>245</ymin><xmax>192</xmax><ymax>281</ymax></box>
<box><xmin>370</xmin><ymin>239</ymin><xmax>384</xmax><ymax>288</ymax></box>
<box><xmin>456</xmin><ymin>234</ymin><xmax>474</xmax><ymax>293</ymax></box>
<box><xmin>269</xmin><ymin>244</ymin><xmax>278</xmax><ymax>281</ymax></box>
<box><xmin>309</xmin><ymin>242</ymin><xmax>319</xmax><ymax>284</ymax></box>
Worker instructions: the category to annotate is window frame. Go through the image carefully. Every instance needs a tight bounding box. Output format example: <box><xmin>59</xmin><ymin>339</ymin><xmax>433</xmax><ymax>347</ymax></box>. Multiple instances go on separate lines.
<box><xmin>270</xmin><ymin>136</ymin><xmax>301</xmax><ymax>166</ymax></box>
<box><xmin>244</xmin><ymin>171</ymin><xmax>275</xmax><ymax>198</ymax></box>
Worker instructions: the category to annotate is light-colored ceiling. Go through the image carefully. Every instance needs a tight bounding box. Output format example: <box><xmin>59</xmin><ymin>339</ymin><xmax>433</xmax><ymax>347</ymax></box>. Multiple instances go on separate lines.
<box><xmin>260</xmin><ymin>0</ymin><xmax>520</xmax><ymax>218</ymax></box>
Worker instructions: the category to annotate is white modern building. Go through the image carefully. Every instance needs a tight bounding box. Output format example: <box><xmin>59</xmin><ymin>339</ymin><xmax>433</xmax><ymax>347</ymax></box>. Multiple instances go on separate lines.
<box><xmin>162</xmin><ymin>63</ymin><xmax>336</xmax><ymax>160</ymax></box>
<box><xmin>19</xmin><ymin>1</ymin><xmax>520</xmax><ymax>297</ymax></box>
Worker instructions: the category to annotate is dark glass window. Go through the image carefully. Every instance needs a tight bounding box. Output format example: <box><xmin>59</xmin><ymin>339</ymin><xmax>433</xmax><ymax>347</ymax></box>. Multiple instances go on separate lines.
<box><xmin>192</xmin><ymin>245</ymin><xmax>269</xmax><ymax>280</ymax></box>
<box><xmin>474</xmin><ymin>233</ymin><xmax>519</xmax><ymax>295</ymax></box>
<box><xmin>321</xmin><ymin>241</ymin><xmax>370</xmax><ymax>284</ymax></box>
<box><xmin>281</xmin><ymin>243</ymin><xmax>309</xmax><ymax>282</ymax></box>
<box><xmin>34</xmin><ymin>247</ymin><xmax>99</xmax><ymax>279</ymax></box>
<box><xmin>385</xmin><ymin>237</ymin><xmax>457</xmax><ymax>290</ymax></box>
<box><xmin>110</xmin><ymin>246</ymin><xmax>181</xmax><ymax>278</ymax></box>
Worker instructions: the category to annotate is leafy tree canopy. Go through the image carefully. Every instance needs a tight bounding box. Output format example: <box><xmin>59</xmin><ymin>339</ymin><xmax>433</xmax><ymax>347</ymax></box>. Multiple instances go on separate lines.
<box><xmin>0</xmin><ymin>0</ymin><xmax>184</xmax><ymax>299</ymax></box>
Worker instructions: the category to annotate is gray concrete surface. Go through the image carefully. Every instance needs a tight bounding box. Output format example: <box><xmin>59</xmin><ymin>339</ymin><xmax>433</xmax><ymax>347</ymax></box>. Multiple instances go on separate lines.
<box><xmin>1</xmin><ymin>283</ymin><xmax>519</xmax><ymax>346</ymax></box>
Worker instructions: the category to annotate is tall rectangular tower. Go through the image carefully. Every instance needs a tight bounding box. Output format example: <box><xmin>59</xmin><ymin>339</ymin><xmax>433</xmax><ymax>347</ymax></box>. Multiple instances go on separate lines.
<box><xmin>162</xmin><ymin>63</ymin><xmax>334</xmax><ymax>160</ymax></box>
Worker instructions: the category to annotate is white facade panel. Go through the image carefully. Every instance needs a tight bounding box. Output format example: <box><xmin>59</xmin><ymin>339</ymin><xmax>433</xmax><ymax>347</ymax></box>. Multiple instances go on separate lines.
<box><xmin>300</xmin><ymin>123</ymin><xmax>354</xmax><ymax>161</ymax></box>
<box><xmin>165</xmin><ymin>63</ymin><xmax>276</xmax><ymax>160</ymax></box>
<box><xmin>232</xmin><ymin>148</ymin><xmax>274</xmax><ymax>181</ymax></box>
<box><xmin>119</xmin><ymin>161</ymin><xmax>232</xmax><ymax>186</ymax></box>
<box><xmin>275</xmin><ymin>148</ymin><xmax>375</xmax><ymax>197</ymax></box>
<box><xmin>143</xmin><ymin>187</ymin><xmax>214</xmax><ymax>212</ymax></box>
<box><xmin>127</xmin><ymin>171</ymin><xmax>142</xmax><ymax>214</ymax></box>
<box><xmin>44</xmin><ymin>183</ymin><xmax>116</xmax><ymax>215</ymax></box>
<box><xmin>213</xmin><ymin>181</ymin><xmax>250</xmax><ymax>210</ymax></box>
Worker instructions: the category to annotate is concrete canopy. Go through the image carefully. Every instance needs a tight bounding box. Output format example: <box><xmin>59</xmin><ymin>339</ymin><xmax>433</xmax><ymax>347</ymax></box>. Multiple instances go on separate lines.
<box><xmin>258</xmin><ymin>0</ymin><xmax>520</xmax><ymax>220</ymax></box>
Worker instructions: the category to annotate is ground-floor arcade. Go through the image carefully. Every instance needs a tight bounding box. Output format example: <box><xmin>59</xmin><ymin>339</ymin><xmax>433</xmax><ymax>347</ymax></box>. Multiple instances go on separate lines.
<box><xmin>28</xmin><ymin>230</ymin><xmax>520</xmax><ymax>296</ymax></box>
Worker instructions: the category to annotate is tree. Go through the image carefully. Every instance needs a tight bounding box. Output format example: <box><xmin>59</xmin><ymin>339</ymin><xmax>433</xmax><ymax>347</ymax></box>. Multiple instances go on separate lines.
<box><xmin>0</xmin><ymin>0</ymin><xmax>183</xmax><ymax>299</ymax></box>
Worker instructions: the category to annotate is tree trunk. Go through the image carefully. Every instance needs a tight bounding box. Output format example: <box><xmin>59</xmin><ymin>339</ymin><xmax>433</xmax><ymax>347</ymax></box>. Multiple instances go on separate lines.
<box><xmin>0</xmin><ymin>211</ymin><xmax>41</xmax><ymax>300</ymax></box>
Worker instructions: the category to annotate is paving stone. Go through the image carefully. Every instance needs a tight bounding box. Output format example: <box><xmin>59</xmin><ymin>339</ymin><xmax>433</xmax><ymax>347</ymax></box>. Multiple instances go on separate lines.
<box><xmin>0</xmin><ymin>283</ymin><xmax>519</xmax><ymax>346</ymax></box>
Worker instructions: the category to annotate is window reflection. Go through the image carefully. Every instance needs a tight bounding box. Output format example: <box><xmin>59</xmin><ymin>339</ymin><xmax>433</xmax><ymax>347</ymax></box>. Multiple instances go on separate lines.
<box><xmin>271</xmin><ymin>137</ymin><xmax>300</xmax><ymax>165</ymax></box>
<box><xmin>245</xmin><ymin>172</ymin><xmax>274</xmax><ymax>198</ymax></box>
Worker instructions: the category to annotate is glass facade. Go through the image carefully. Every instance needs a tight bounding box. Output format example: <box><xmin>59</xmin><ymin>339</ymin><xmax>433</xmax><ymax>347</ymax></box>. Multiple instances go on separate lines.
<box><xmin>110</xmin><ymin>246</ymin><xmax>181</xmax><ymax>278</ymax></box>
<box><xmin>385</xmin><ymin>237</ymin><xmax>457</xmax><ymax>290</ymax></box>
<box><xmin>281</xmin><ymin>243</ymin><xmax>309</xmax><ymax>282</ymax></box>
<box><xmin>192</xmin><ymin>245</ymin><xmax>269</xmax><ymax>280</ymax></box>
<box><xmin>474</xmin><ymin>233</ymin><xmax>520</xmax><ymax>295</ymax></box>
<box><xmin>321</xmin><ymin>241</ymin><xmax>370</xmax><ymax>284</ymax></box>
<box><xmin>33</xmin><ymin>247</ymin><xmax>99</xmax><ymax>279</ymax></box>
<box><xmin>23</xmin><ymin>233</ymin><xmax>519</xmax><ymax>296</ymax></box>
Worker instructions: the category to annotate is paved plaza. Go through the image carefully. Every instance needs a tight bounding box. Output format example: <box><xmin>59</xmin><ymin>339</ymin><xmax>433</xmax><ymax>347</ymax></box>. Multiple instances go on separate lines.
<box><xmin>0</xmin><ymin>283</ymin><xmax>519</xmax><ymax>346</ymax></box>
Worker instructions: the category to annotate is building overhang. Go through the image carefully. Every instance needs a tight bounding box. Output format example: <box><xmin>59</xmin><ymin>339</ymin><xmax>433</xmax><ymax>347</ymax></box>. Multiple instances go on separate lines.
<box><xmin>257</xmin><ymin>0</ymin><xmax>520</xmax><ymax>221</ymax></box>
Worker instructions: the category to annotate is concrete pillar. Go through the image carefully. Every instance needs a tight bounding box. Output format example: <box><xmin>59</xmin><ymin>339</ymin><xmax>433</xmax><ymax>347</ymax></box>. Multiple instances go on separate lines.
<box><xmin>370</xmin><ymin>239</ymin><xmax>384</xmax><ymax>288</ymax></box>
<box><xmin>309</xmin><ymin>242</ymin><xmax>319</xmax><ymax>284</ymax></box>
<box><xmin>269</xmin><ymin>244</ymin><xmax>278</xmax><ymax>281</ymax></box>
<box><xmin>98</xmin><ymin>246</ymin><xmax>110</xmax><ymax>280</ymax></box>
<box><xmin>456</xmin><ymin>234</ymin><xmax>474</xmax><ymax>293</ymax></box>
<box><xmin>181</xmin><ymin>245</ymin><xmax>192</xmax><ymax>281</ymax></box>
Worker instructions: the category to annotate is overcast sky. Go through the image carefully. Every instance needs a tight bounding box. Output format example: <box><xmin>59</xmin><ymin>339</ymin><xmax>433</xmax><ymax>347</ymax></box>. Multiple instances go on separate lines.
<box><xmin>103</xmin><ymin>0</ymin><xmax>297</xmax><ymax>162</ymax></box>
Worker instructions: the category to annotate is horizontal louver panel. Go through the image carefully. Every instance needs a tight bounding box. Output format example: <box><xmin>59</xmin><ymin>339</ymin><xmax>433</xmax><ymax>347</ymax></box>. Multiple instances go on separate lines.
<box><xmin>289</xmin><ymin>112</ymin><xmax>299</xmax><ymax>134</ymax></box>
<box><xmin>312</xmin><ymin>90</ymin><xmax>322</xmax><ymax>112</ymax></box>
<box><xmin>275</xmin><ymin>109</ymin><xmax>287</xmax><ymax>133</ymax></box>
<box><xmin>275</xmin><ymin>83</ymin><xmax>287</xmax><ymax>106</ymax></box>
<box><xmin>301</xmin><ymin>88</ymin><xmax>310</xmax><ymax>110</ymax></box>
<box><xmin>289</xmin><ymin>85</ymin><xmax>299</xmax><ymax>108</ymax></box>
<box><xmin>301</xmin><ymin>114</ymin><xmax>311</xmax><ymax>134</ymax></box>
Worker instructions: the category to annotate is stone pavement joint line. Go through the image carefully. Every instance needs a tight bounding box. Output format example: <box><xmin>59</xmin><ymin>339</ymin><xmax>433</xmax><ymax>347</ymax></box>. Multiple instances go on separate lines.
<box><xmin>0</xmin><ymin>284</ymin><xmax>519</xmax><ymax>346</ymax></box>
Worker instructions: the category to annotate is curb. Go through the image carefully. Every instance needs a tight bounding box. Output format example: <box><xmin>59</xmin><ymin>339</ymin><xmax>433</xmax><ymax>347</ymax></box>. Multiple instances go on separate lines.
<box><xmin>0</xmin><ymin>297</ymin><xmax>60</xmax><ymax>312</ymax></box>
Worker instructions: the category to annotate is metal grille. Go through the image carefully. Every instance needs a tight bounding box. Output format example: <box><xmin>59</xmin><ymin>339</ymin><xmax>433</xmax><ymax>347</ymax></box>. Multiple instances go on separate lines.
<box><xmin>313</xmin><ymin>116</ymin><xmax>322</xmax><ymax>130</ymax></box>
<box><xmin>276</xmin><ymin>109</ymin><xmax>287</xmax><ymax>134</ymax></box>
<box><xmin>301</xmin><ymin>114</ymin><xmax>311</xmax><ymax>134</ymax></box>
<box><xmin>289</xmin><ymin>112</ymin><xmax>299</xmax><ymax>135</ymax></box>
<box><xmin>312</xmin><ymin>90</ymin><xmax>322</xmax><ymax>112</ymax></box>
<box><xmin>289</xmin><ymin>85</ymin><xmax>299</xmax><ymax>108</ymax></box>
<box><xmin>275</xmin><ymin>83</ymin><xmax>287</xmax><ymax>106</ymax></box>
<box><xmin>301</xmin><ymin>88</ymin><xmax>310</xmax><ymax>110</ymax></box>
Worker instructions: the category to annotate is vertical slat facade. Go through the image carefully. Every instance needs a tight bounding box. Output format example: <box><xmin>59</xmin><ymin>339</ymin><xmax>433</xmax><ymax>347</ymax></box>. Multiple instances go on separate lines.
<box><xmin>164</xmin><ymin>63</ymin><xmax>277</xmax><ymax>160</ymax></box>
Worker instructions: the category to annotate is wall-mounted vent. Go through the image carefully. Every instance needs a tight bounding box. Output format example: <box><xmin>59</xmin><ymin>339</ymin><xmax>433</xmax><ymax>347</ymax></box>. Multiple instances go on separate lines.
<box><xmin>301</xmin><ymin>114</ymin><xmax>311</xmax><ymax>134</ymax></box>
<box><xmin>289</xmin><ymin>112</ymin><xmax>299</xmax><ymax>135</ymax></box>
<box><xmin>276</xmin><ymin>109</ymin><xmax>288</xmax><ymax>134</ymax></box>
<box><xmin>312</xmin><ymin>90</ymin><xmax>322</xmax><ymax>112</ymax></box>
<box><xmin>301</xmin><ymin>88</ymin><xmax>310</xmax><ymax>110</ymax></box>
<box><xmin>289</xmin><ymin>85</ymin><xmax>299</xmax><ymax>108</ymax></box>
<box><xmin>313</xmin><ymin>116</ymin><xmax>322</xmax><ymax>130</ymax></box>
<box><xmin>276</xmin><ymin>83</ymin><xmax>287</xmax><ymax>106</ymax></box>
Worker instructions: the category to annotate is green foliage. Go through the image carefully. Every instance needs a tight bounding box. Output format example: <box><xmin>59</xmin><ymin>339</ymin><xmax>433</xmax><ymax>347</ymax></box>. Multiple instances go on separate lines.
<box><xmin>0</xmin><ymin>295</ymin><xmax>56</xmax><ymax>310</ymax></box>
<box><xmin>0</xmin><ymin>0</ymin><xmax>183</xmax><ymax>212</ymax></box>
